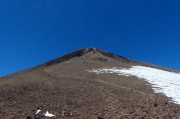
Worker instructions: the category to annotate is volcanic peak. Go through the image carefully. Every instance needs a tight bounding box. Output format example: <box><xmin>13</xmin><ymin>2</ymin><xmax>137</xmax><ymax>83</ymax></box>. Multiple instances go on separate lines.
<box><xmin>44</xmin><ymin>48</ymin><xmax>128</xmax><ymax>66</ymax></box>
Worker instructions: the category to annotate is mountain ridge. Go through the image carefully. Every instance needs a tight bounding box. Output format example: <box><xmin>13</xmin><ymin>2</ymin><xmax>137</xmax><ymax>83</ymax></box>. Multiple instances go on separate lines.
<box><xmin>42</xmin><ymin>47</ymin><xmax>177</xmax><ymax>72</ymax></box>
<box><xmin>0</xmin><ymin>48</ymin><xmax>180</xmax><ymax>118</ymax></box>
<box><xmin>1</xmin><ymin>48</ymin><xmax>177</xmax><ymax>79</ymax></box>
<box><xmin>43</xmin><ymin>48</ymin><xmax>129</xmax><ymax>67</ymax></box>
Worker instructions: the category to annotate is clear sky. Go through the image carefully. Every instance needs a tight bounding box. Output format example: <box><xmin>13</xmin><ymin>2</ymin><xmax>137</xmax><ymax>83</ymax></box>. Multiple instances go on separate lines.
<box><xmin>0</xmin><ymin>0</ymin><xmax>180</xmax><ymax>76</ymax></box>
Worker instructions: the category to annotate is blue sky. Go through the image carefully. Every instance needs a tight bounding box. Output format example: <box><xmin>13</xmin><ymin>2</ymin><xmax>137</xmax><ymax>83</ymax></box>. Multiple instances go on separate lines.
<box><xmin>0</xmin><ymin>0</ymin><xmax>180</xmax><ymax>76</ymax></box>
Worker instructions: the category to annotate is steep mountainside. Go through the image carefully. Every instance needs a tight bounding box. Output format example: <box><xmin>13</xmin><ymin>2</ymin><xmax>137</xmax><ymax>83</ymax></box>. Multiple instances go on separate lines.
<box><xmin>0</xmin><ymin>48</ymin><xmax>180</xmax><ymax>119</ymax></box>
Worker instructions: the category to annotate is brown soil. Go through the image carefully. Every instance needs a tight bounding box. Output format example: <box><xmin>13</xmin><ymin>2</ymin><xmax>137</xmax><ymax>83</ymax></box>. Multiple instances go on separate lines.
<box><xmin>0</xmin><ymin>48</ymin><xmax>180</xmax><ymax>119</ymax></box>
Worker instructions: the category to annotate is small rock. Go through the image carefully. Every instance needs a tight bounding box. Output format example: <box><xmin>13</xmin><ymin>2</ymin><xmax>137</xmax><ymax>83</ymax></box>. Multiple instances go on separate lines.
<box><xmin>154</xmin><ymin>103</ymin><xmax>158</xmax><ymax>107</ymax></box>
<box><xmin>26</xmin><ymin>116</ymin><xmax>32</xmax><ymax>119</ymax></box>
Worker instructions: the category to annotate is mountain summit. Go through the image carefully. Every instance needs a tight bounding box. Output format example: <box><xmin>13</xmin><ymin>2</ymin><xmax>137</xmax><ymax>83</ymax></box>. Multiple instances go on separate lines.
<box><xmin>0</xmin><ymin>48</ymin><xmax>180</xmax><ymax>119</ymax></box>
<box><xmin>43</xmin><ymin>48</ymin><xmax>129</xmax><ymax>66</ymax></box>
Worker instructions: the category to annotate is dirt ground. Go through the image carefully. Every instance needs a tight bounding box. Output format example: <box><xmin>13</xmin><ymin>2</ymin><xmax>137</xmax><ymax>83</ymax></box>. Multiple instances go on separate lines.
<box><xmin>0</xmin><ymin>48</ymin><xmax>180</xmax><ymax>119</ymax></box>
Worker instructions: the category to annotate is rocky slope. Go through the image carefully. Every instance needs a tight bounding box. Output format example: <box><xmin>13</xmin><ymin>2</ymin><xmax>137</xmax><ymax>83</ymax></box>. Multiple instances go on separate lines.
<box><xmin>0</xmin><ymin>48</ymin><xmax>180</xmax><ymax>119</ymax></box>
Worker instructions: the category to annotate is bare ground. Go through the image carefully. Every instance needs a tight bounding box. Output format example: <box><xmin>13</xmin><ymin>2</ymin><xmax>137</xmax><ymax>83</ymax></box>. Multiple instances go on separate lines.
<box><xmin>0</xmin><ymin>48</ymin><xmax>180</xmax><ymax>119</ymax></box>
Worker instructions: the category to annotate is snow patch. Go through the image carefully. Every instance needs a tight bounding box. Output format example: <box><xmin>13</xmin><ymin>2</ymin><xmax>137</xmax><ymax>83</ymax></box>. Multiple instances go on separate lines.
<box><xmin>44</xmin><ymin>111</ymin><xmax>55</xmax><ymax>117</ymax></box>
<box><xmin>87</xmin><ymin>66</ymin><xmax>180</xmax><ymax>104</ymax></box>
<box><xmin>36</xmin><ymin>109</ymin><xmax>41</xmax><ymax>114</ymax></box>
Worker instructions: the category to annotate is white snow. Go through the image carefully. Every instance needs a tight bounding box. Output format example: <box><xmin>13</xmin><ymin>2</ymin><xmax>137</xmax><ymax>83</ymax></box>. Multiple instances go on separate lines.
<box><xmin>44</xmin><ymin>111</ymin><xmax>55</xmax><ymax>117</ymax></box>
<box><xmin>87</xmin><ymin>66</ymin><xmax>180</xmax><ymax>104</ymax></box>
<box><xmin>36</xmin><ymin>109</ymin><xmax>41</xmax><ymax>114</ymax></box>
